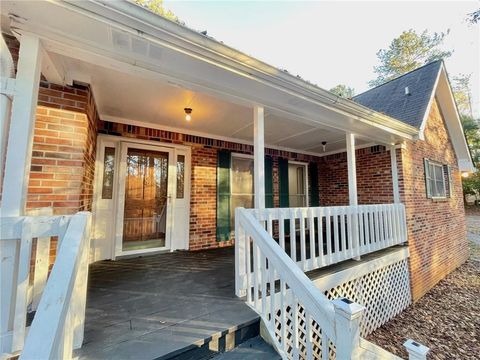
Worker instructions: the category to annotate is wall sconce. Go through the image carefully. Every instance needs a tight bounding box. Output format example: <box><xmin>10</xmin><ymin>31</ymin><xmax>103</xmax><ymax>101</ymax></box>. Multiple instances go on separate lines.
<box><xmin>462</xmin><ymin>172</ymin><xmax>470</xmax><ymax>178</ymax></box>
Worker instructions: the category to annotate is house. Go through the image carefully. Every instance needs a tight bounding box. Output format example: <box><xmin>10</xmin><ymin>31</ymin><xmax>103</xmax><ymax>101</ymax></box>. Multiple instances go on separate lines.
<box><xmin>0</xmin><ymin>1</ymin><xmax>472</xmax><ymax>359</ymax></box>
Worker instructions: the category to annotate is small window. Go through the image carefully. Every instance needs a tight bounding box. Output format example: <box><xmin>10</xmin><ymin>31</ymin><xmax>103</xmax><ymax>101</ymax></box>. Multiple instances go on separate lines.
<box><xmin>230</xmin><ymin>155</ymin><xmax>254</xmax><ymax>227</ymax></box>
<box><xmin>424</xmin><ymin>159</ymin><xmax>450</xmax><ymax>199</ymax></box>
<box><xmin>101</xmin><ymin>147</ymin><xmax>116</xmax><ymax>199</ymax></box>
<box><xmin>176</xmin><ymin>155</ymin><xmax>185</xmax><ymax>199</ymax></box>
<box><xmin>288</xmin><ymin>163</ymin><xmax>307</xmax><ymax>207</ymax></box>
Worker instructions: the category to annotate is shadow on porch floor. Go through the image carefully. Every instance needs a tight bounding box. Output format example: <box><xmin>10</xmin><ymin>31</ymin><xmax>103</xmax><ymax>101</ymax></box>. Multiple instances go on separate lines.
<box><xmin>76</xmin><ymin>247</ymin><xmax>258</xmax><ymax>360</ymax></box>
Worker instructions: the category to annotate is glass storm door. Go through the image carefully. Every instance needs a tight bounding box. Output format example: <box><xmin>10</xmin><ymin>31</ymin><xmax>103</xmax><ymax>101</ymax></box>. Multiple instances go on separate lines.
<box><xmin>122</xmin><ymin>147</ymin><xmax>170</xmax><ymax>252</ymax></box>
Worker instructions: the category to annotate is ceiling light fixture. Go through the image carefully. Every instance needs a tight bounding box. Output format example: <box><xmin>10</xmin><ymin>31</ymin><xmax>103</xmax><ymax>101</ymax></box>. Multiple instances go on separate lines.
<box><xmin>184</xmin><ymin>107</ymin><xmax>192</xmax><ymax>121</ymax></box>
<box><xmin>321</xmin><ymin>141</ymin><xmax>327</xmax><ymax>152</ymax></box>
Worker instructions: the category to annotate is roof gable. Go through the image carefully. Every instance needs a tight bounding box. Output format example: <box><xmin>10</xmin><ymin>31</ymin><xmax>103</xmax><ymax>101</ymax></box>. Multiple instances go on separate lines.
<box><xmin>353</xmin><ymin>61</ymin><xmax>442</xmax><ymax>128</ymax></box>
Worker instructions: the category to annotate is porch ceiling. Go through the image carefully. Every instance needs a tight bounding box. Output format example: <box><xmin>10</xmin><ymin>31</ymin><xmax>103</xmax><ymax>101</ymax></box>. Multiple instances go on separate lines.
<box><xmin>51</xmin><ymin>54</ymin><xmax>370</xmax><ymax>154</ymax></box>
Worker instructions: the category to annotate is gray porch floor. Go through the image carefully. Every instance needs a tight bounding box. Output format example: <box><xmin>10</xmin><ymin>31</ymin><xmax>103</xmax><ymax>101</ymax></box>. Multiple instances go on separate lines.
<box><xmin>76</xmin><ymin>247</ymin><xmax>258</xmax><ymax>360</ymax></box>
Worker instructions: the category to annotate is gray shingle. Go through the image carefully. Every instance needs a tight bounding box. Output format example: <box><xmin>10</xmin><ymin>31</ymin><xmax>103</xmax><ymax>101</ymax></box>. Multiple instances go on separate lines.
<box><xmin>353</xmin><ymin>61</ymin><xmax>442</xmax><ymax>128</ymax></box>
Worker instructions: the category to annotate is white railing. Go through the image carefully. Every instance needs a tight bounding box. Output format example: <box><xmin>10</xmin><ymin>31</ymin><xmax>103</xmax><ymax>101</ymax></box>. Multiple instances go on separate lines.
<box><xmin>235</xmin><ymin>206</ymin><xmax>426</xmax><ymax>360</ymax></box>
<box><xmin>0</xmin><ymin>211</ymin><xmax>91</xmax><ymax>359</ymax></box>
<box><xmin>235</xmin><ymin>208</ymin><xmax>365</xmax><ymax>359</ymax></box>
<box><xmin>240</xmin><ymin>204</ymin><xmax>407</xmax><ymax>283</ymax></box>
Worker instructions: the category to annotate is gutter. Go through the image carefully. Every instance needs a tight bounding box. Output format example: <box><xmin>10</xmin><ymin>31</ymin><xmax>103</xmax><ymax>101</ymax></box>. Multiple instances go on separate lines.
<box><xmin>66</xmin><ymin>0</ymin><xmax>418</xmax><ymax>139</ymax></box>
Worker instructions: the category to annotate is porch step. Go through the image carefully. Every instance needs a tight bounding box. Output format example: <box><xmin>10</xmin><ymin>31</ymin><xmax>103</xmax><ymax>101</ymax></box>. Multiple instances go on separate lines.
<box><xmin>209</xmin><ymin>336</ymin><xmax>281</xmax><ymax>360</ymax></box>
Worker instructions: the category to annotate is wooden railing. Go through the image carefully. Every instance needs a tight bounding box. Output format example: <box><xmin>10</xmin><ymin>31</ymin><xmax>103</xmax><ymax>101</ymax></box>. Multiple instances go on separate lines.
<box><xmin>235</xmin><ymin>206</ymin><xmax>426</xmax><ymax>360</ymax></box>
<box><xmin>0</xmin><ymin>212</ymin><xmax>91</xmax><ymax>359</ymax></box>
<box><xmin>238</xmin><ymin>204</ymin><xmax>407</xmax><ymax>285</ymax></box>
<box><xmin>235</xmin><ymin>208</ymin><xmax>365</xmax><ymax>359</ymax></box>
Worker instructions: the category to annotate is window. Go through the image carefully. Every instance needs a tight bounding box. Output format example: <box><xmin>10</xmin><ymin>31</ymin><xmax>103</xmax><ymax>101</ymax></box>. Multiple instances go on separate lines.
<box><xmin>230</xmin><ymin>155</ymin><xmax>254</xmax><ymax>226</ymax></box>
<box><xmin>425</xmin><ymin>159</ymin><xmax>451</xmax><ymax>199</ymax></box>
<box><xmin>176</xmin><ymin>155</ymin><xmax>185</xmax><ymax>199</ymax></box>
<box><xmin>101</xmin><ymin>147</ymin><xmax>116</xmax><ymax>199</ymax></box>
<box><xmin>288</xmin><ymin>163</ymin><xmax>307</xmax><ymax>207</ymax></box>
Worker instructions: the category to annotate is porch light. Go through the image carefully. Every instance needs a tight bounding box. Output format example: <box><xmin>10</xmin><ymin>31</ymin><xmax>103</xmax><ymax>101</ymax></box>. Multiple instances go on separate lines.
<box><xmin>184</xmin><ymin>107</ymin><xmax>192</xmax><ymax>121</ymax></box>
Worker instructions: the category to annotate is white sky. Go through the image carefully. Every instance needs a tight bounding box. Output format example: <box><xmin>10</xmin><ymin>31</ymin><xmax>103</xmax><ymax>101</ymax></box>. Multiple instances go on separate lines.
<box><xmin>164</xmin><ymin>0</ymin><xmax>480</xmax><ymax>117</ymax></box>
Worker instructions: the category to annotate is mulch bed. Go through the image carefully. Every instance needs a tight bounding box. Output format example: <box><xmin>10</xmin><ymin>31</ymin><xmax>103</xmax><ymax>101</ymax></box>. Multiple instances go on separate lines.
<box><xmin>366</xmin><ymin>247</ymin><xmax>480</xmax><ymax>359</ymax></box>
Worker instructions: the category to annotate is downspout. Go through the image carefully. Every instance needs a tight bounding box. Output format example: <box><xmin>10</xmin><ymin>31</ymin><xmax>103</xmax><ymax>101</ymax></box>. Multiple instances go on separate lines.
<box><xmin>0</xmin><ymin>33</ymin><xmax>15</xmax><ymax>197</ymax></box>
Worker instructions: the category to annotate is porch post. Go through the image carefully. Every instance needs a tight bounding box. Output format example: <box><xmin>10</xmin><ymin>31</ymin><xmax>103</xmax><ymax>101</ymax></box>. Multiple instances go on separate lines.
<box><xmin>1</xmin><ymin>34</ymin><xmax>43</xmax><ymax>216</ymax></box>
<box><xmin>390</xmin><ymin>145</ymin><xmax>401</xmax><ymax>203</ymax></box>
<box><xmin>346</xmin><ymin>133</ymin><xmax>357</xmax><ymax>205</ymax></box>
<box><xmin>254</xmin><ymin>105</ymin><xmax>265</xmax><ymax>209</ymax></box>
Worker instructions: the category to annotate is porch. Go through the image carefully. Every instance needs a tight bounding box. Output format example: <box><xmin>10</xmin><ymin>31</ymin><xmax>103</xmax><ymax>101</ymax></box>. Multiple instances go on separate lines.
<box><xmin>77</xmin><ymin>244</ymin><xmax>409</xmax><ymax>359</ymax></box>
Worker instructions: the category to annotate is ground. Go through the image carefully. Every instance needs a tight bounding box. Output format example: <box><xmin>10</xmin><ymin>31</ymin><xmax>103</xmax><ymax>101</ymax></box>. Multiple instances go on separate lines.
<box><xmin>367</xmin><ymin>213</ymin><xmax>480</xmax><ymax>359</ymax></box>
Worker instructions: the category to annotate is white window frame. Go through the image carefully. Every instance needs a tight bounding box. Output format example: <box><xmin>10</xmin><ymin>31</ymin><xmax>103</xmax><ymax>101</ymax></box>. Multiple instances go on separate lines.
<box><xmin>425</xmin><ymin>159</ymin><xmax>447</xmax><ymax>199</ymax></box>
<box><xmin>288</xmin><ymin>161</ymin><xmax>309</xmax><ymax>207</ymax></box>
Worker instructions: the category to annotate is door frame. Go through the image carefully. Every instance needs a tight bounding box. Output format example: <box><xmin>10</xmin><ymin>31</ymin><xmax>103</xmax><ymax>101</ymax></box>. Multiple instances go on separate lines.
<box><xmin>115</xmin><ymin>142</ymin><xmax>175</xmax><ymax>257</ymax></box>
<box><xmin>92</xmin><ymin>134</ymin><xmax>191</xmax><ymax>260</ymax></box>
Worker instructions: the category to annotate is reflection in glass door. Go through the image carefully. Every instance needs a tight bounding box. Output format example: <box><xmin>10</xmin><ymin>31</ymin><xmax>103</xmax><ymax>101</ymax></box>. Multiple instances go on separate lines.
<box><xmin>123</xmin><ymin>148</ymin><xmax>169</xmax><ymax>251</ymax></box>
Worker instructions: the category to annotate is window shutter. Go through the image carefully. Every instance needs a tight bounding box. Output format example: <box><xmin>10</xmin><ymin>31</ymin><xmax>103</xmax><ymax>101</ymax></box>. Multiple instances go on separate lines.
<box><xmin>309</xmin><ymin>162</ymin><xmax>319</xmax><ymax>206</ymax></box>
<box><xmin>424</xmin><ymin>158</ymin><xmax>432</xmax><ymax>198</ymax></box>
<box><xmin>217</xmin><ymin>150</ymin><xmax>231</xmax><ymax>241</ymax></box>
<box><xmin>265</xmin><ymin>155</ymin><xmax>274</xmax><ymax>208</ymax></box>
<box><xmin>278</xmin><ymin>157</ymin><xmax>289</xmax><ymax>207</ymax></box>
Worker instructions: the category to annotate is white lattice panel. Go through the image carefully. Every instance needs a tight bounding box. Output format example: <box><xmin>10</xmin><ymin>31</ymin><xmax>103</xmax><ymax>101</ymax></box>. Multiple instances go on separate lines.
<box><xmin>323</xmin><ymin>258</ymin><xmax>411</xmax><ymax>336</ymax></box>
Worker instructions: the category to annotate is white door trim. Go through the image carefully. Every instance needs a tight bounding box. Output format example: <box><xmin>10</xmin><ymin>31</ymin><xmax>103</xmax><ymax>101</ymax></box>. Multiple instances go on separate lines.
<box><xmin>92</xmin><ymin>134</ymin><xmax>191</xmax><ymax>261</ymax></box>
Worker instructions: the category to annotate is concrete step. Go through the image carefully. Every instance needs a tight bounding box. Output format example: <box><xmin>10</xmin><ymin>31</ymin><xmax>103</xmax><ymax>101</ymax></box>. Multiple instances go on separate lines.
<box><xmin>209</xmin><ymin>337</ymin><xmax>281</xmax><ymax>360</ymax></box>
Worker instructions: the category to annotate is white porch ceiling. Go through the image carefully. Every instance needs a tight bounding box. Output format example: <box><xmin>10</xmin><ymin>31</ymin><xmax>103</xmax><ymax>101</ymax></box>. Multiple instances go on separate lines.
<box><xmin>53</xmin><ymin>54</ymin><xmax>369</xmax><ymax>154</ymax></box>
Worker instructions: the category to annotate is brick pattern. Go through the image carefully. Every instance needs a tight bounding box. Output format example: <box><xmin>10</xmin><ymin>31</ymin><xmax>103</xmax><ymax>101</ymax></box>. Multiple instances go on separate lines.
<box><xmin>398</xmin><ymin>98</ymin><xmax>468</xmax><ymax>301</ymax></box>
<box><xmin>27</xmin><ymin>83</ymin><xmax>98</xmax><ymax>215</ymax></box>
<box><xmin>319</xmin><ymin>146</ymin><xmax>394</xmax><ymax>206</ymax></box>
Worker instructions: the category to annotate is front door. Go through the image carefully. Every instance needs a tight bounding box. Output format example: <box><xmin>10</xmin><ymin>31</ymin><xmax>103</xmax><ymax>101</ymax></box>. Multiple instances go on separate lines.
<box><xmin>115</xmin><ymin>143</ymin><xmax>175</xmax><ymax>256</ymax></box>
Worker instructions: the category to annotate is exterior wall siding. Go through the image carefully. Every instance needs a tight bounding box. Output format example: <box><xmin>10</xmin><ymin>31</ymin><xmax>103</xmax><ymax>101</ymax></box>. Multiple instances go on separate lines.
<box><xmin>398</xmin><ymin>98</ymin><xmax>468</xmax><ymax>301</ymax></box>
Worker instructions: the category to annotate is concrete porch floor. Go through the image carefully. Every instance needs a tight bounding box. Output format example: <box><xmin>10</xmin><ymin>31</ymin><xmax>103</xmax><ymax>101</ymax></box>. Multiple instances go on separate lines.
<box><xmin>76</xmin><ymin>247</ymin><xmax>259</xmax><ymax>360</ymax></box>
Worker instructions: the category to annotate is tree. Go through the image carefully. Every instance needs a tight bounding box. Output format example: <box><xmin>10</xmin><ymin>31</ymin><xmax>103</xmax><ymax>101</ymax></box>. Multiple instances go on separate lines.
<box><xmin>467</xmin><ymin>9</ymin><xmax>480</xmax><ymax>24</ymax></box>
<box><xmin>452</xmin><ymin>74</ymin><xmax>473</xmax><ymax>117</ymax></box>
<box><xmin>329</xmin><ymin>84</ymin><xmax>355</xmax><ymax>98</ymax></box>
<box><xmin>461</xmin><ymin>114</ymin><xmax>480</xmax><ymax>164</ymax></box>
<box><xmin>369</xmin><ymin>29</ymin><xmax>452</xmax><ymax>87</ymax></box>
<box><xmin>134</xmin><ymin>0</ymin><xmax>179</xmax><ymax>22</ymax></box>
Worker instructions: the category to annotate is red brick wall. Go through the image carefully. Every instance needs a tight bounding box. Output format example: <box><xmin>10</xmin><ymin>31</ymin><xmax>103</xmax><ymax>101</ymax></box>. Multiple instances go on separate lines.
<box><xmin>398</xmin><ymin>98</ymin><xmax>468</xmax><ymax>301</ymax></box>
<box><xmin>319</xmin><ymin>146</ymin><xmax>394</xmax><ymax>206</ymax></box>
<box><xmin>27</xmin><ymin>82</ymin><xmax>98</xmax><ymax>215</ymax></box>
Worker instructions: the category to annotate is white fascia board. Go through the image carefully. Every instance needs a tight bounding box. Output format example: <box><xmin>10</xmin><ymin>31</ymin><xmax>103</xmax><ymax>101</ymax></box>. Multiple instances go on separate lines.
<box><xmin>50</xmin><ymin>0</ymin><xmax>418</xmax><ymax>140</ymax></box>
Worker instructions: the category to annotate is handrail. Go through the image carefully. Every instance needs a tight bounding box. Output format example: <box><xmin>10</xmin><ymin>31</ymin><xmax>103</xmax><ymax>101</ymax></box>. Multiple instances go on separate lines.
<box><xmin>20</xmin><ymin>212</ymin><xmax>92</xmax><ymax>360</ymax></box>
<box><xmin>237</xmin><ymin>209</ymin><xmax>336</xmax><ymax>339</ymax></box>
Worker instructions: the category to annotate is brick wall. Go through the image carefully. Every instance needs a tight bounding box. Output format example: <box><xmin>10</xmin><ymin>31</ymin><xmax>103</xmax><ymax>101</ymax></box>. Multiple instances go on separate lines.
<box><xmin>398</xmin><ymin>98</ymin><xmax>468</xmax><ymax>301</ymax></box>
<box><xmin>4</xmin><ymin>34</ymin><xmax>99</xmax><ymax>215</ymax></box>
<box><xmin>319</xmin><ymin>146</ymin><xmax>394</xmax><ymax>206</ymax></box>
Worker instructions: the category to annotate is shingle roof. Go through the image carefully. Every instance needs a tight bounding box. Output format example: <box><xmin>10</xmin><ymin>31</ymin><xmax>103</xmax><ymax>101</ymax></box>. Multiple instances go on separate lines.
<box><xmin>353</xmin><ymin>60</ymin><xmax>443</xmax><ymax>128</ymax></box>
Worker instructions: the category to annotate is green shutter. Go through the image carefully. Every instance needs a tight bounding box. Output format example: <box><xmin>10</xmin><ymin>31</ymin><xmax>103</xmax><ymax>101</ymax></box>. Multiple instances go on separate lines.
<box><xmin>278</xmin><ymin>157</ymin><xmax>289</xmax><ymax>208</ymax></box>
<box><xmin>447</xmin><ymin>165</ymin><xmax>453</xmax><ymax>198</ymax></box>
<box><xmin>309</xmin><ymin>162</ymin><xmax>319</xmax><ymax>206</ymax></box>
<box><xmin>265</xmin><ymin>156</ymin><xmax>274</xmax><ymax>208</ymax></box>
<box><xmin>424</xmin><ymin>158</ymin><xmax>431</xmax><ymax>198</ymax></box>
<box><xmin>217</xmin><ymin>150</ymin><xmax>231</xmax><ymax>241</ymax></box>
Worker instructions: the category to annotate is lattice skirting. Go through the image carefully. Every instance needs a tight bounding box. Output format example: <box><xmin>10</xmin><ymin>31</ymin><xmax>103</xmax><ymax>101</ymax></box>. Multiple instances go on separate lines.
<box><xmin>322</xmin><ymin>255</ymin><xmax>411</xmax><ymax>336</ymax></box>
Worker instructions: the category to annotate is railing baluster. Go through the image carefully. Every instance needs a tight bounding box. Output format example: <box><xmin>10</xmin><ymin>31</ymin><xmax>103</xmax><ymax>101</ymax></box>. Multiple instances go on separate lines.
<box><xmin>340</xmin><ymin>207</ymin><xmax>347</xmax><ymax>261</ymax></box>
<box><xmin>308</xmin><ymin>207</ymin><xmax>316</xmax><ymax>270</ymax></box>
<box><xmin>300</xmin><ymin>208</ymin><xmax>307</xmax><ymax>271</ymax></box>
<box><xmin>32</xmin><ymin>236</ymin><xmax>51</xmax><ymax>310</ymax></box>
<box><xmin>378</xmin><ymin>205</ymin><xmax>385</xmax><ymax>248</ymax></box>
<box><xmin>279</xmin><ymin>209</ymin><xmax>286</xmax><ymax>251</ymax></box>
<box><xmin>358</xmin><ymin>206</ymin><xmax>365</xmax><ymax>256</ymax></box>
<box><xmin>253</xmin><ymin>244</ymin><xmax>260</xmax><ymax>310</ymax></box>
<box><xmin>290</xmin><ymin>208</ymin><xmax>297</xmax><ymax>263</ymax></box>
<box><xmin>246</xmin><ymin>234</ymin><xmax>252</xmax><ymax>304</ymax></box>
<box><xmin>325</xmin><ymin>207</ymin><xmax>332</xmax><ymax>265</ymax></box>
<box><xmin>269</xmin><ymin>264</ymin><xmax>276</xmax><ymax>327</ymax></box>
<box><xmin>317</xmin><ymin>207</ymin><xmax>324</xmax><ymax>267</ymax></box>
<box><xmin>374</xmin><ymin>205</ymin><xmax>381</xmax><ymax>250</ymax></box>
<box><xmin>333</xmin><ymin>208</ymin><xmax>339</xmax><ymax>262</ymax></box>
<box><xmin>261</xmin><ymin>254</ymin><xmax>267</xmax><ymax>318</ymax></box>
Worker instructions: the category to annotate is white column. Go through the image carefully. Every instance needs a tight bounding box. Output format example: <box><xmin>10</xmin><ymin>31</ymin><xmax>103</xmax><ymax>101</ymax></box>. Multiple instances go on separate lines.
<box><xmin>1</xmin><ymin>35</ymin><xmax>42</xmax><ymax>216</ymax></box>
<box><xmin>390</xmin><ymin>145</ymin><xmax>400</xmax><ymax>203</ymax></box>
<box><xmin>254</xmin><ymin>105</ymin><xmax>265</xmax><ymax>209</ymax></box>
<box><xmin>346</xmin><ymin>133</ymin><xmax>357</xmax><ymax>206</ymax></box>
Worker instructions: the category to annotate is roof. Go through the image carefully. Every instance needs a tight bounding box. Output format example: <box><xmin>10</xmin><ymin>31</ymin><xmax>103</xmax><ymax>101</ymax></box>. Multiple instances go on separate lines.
<box><xmin>353</xmin><ymin>61</ymin><xmax>443</xmax><ymax>128</ymax></box>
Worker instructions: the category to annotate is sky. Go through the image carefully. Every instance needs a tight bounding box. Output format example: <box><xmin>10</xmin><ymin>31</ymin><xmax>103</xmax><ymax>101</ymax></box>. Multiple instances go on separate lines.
<box><xmin>164</xmin><ymin>0</ymin><xmax>480</xmax><ymax>117</ymax></box>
